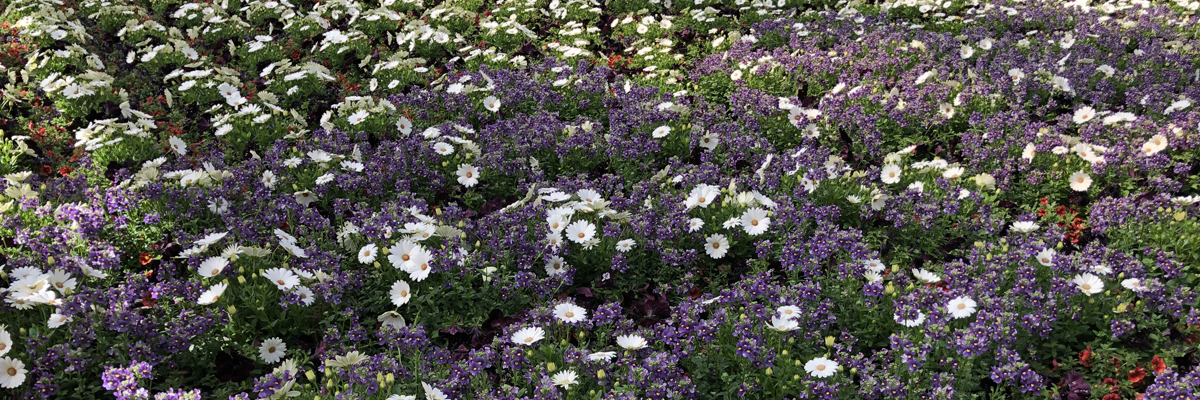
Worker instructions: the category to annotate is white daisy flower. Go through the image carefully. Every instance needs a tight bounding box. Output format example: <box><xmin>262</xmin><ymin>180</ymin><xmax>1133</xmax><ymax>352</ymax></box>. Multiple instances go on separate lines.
<box><xmin>262</xmin><ymin>268</ymin><xmax>300</xmax><ymax>290</ymax></box>
<box><xmin>740</xmin><ymin>208</ymin><xmax>770</xmax><ymax>236</ymax></box>
<box><xmin>197</xmin><ymin>283</ymin><xmax>228</xmax><ymax>305</ymax></box>
<box><xmin>804</xmin><ymin>357</ymin><xmax>838</xmax><ymax>378</ymax></box>
<box><xmin>199</xmin><ymin>257</ymin><xmax>228</xmax><ymax>278</ymax></box>
<box><xmin>511</xmin><ymin>327</ymin><xmax>545</xmax><ymax>346</ymax></box>
<box><xmin>551</xmin><ymin>370</ymin><xmax>578</xmax><ymax>388</ymax></box>
<box><xmin>456</xmin><ymin>164</ymin><xmax>480</xmax><ymax>187</ymax></box>
<box><xmin>1073</xmin><ymin>273</ymin><xmax>1104</xmax><ymax>296</ymax></box>
<box><xmin>258</xmin><ymin>338</ymin><xmax>286</xmax><ymax>364</ymax></box>
<box><xmin>615</xmin><ymin>239</ymin><xmax>636</xmax><ymax>252</ymax></box>
<box><xmin>358</xmin><ymin>244</ymin><xmax>378</xmax><ymax>264</ymax></box>
<box><xmin>553</xmin><ymin>303</ymin><xmax>587</xmax><ymax>323</ymax></box>
<box><xmin>390</xmin><ymin>280</ymin><xmax>411</xmax><ymax>306</ymax></box>
<box><xmin>545</xmin><ymin>256</ymin><xmax>567</xmax><ymax>276</ymax></box>
<box><xmin>705</xmin><ymin>234</ymin><xmax>729</xmax><ymax>259</ymax></box>
<box><xmin>1068</xmin><ymin>171</ymin><xmax>1092</xmax><ymax>192</ymax></box>
<box><xmin>946</xmin><ymin>296</ymin><xmax>977</xmax><ymax>319</ymax></box>
<box><xmin>1035</xmin><ymin>248</ymin><xmax>1056</xmax><ymax>266</ymax></box>
<box><xmin>565</xmin><ymin>220</ymin><xmax>597</xmax><ymax>244</ymax></box>
<box><xmin>616</xmin><ymin>334</ymin><xmax>648</xmax><ymax>350</ymax></box>
<box><xmin>0</xmin><ymin>357</ymin><xmax>26</xmax><ymax>388</ymax></box>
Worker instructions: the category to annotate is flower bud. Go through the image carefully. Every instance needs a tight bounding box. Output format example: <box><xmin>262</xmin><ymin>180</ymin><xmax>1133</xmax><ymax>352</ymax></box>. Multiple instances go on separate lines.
<box><xmin>597</xmin><ymin>370</ymin><xmax>606</xmax><ymax>380</ymax></box>
<box><xmin>794</xmin><ymin>360</ymin><xmax>801</xmax><ymax>367</ymax></box>
<box><xmin>47</xmin><ymin>256</ymin><xmax>55</xmax><ymax>265</ymax></box>
<box><xmin>386</xmin><ymin>373</ymin><xmax>394</xmax><ymax>384</ymax></box>
<box><xmin>885</xmin><ymin>283</ymin><xmax>895</xmax><ymax>295</ymax></box>
<box><xmin>765</xmin><ymin>367</ymin><xmax>773</xmax><ymax>376</ymax></box>
<box><xmin>227</xmin><ymin>306</ymin><xmax>237</xmax><ymax>314</ymax></box>
<box><xmin>825</xmin><ymin>336</ymin><xmax>835</xmax><ymax>347</ymax></box>
<box><xmin>787</xmin><ymin>337</ymin><xmax>794</xmax><ymax>344</ymax></box>
<box><xmin>305</xmin><ymin>371</ymin><xmax>316</xmax><ymax>381</ymax></box>
<box><xmin>851</xmin><ymin>367</ymin><xmax>857</xmax><ymax>375</ymax></box>
<box><xmin>237</xmin><ymin>276</ymin><xmax>246</xmax><ymax>284</ymax></box>
<box><xmin>891</xmin><ymin>264</ymin><xmax>900</xmax><ymax>273</ymax></box>
<box><xmin>793</xmin><ymin>374</ymin><xmax>800</xmax><ymax>381</ymax></box>
<box><xmin>373</xmin><ymin>261</ymin><xmax>381</xmax><ymax>269</ymax></box>
<box><xmin>781</xmin><ymin>350</ymin><xmax>788</xmax><ymax>356</ymax></box>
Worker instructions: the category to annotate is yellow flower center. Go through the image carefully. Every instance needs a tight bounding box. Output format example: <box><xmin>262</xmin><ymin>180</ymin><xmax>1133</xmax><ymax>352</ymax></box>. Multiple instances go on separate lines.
<box><xmin>268</xmin><ymin>346</ymin><xmax>276</xmax><ymax>353</ymax></box>
<box><xmin>524</xmin><ymin>337</ymin><xmax>533</xmax><ymax>343</ymax></box>
<box><xmin>699</xmin><ymin>197</ymin><xmax>706</xmax><ymax>203</ymax></box>
<box><xmin>751</xmin><ymin>219</ymin><xmax>759</xmax><ymax>226</ymax></box>
<box><xmin>420</xmin><ymin>264</ymin><xmax>428</xmax><ymax>271</ymax></box>
<box><xmin>816</xmin><ymin>365</ymin><xmax>826</xmax><ymax>371</ymax></box>
<box><xmin>276</xmin><ymin>279</ymin><xmax>285</xmax><ymax>285</ymax></box>
<box><xmin>712</xmin><ymin>243</ymin><xmax>720</xmax><ymax>249</ymax></box>
<box><xmin>402</xmin><ymin>254</ymin><xmax>410</xmax><ymax>261</ymax></box>
<box><xmin>466</xmin><ymin>172</ymin><xmax>473</xmax><ymax>178</ymax></box>
<box><xmin>6</xmin><ymin>367</ymin><xmax>14</xmax><ymax>376</ymax></box>
<box><xmin>1081</xmin><ymin>284</ymin><xmax>1092</xmax><ymax>291</ymax></box>
<box><xmin>565</xmin><ymin>312</ymin><xmax>574</xmax><ymax>318</ymax></box>
<box><xmin>400</xmin><ymin>291</ymin><xmax>408</xmax><ymax>297</ymax></box>
<box><xmin>578</xmin><ymin>233</ymin><xmax>585</xmax><ymax>238</ymax></box>
<box><xmin>956</xmin><ymin>303</ymin><xmax>966</xmax><ymax>310</ymax></box>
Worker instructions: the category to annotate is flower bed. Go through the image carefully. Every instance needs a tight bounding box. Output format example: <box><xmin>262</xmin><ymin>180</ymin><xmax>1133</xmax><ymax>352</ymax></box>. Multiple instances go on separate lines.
<box><xmin>1</xmin><ymin>0</ymin><xmax>1200</xmax><ymax>399</ymax></box>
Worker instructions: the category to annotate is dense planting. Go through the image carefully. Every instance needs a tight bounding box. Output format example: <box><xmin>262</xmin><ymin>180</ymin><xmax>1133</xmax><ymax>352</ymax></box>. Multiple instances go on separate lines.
<box><xmin>1</xmin><ymin>0</ymin><xmax>1200</xmax><ymax>399</ymax></box>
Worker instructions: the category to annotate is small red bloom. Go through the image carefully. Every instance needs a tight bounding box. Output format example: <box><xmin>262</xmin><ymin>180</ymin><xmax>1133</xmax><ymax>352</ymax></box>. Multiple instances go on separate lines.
<box><xmin>1080</xmin><ymin>346</ymin><xmax>1094</xmax><ymax>367</ymax></box>
<box><xmin>1150</xmin><ymin>356</ymin><xmax>1166</xmax><ymax>374</ymax></box>
<box><xmin>1040</xmin><ymin>197</ymin><xmax>1049</xmax><ymax>205</ymax></box>
<box><xmin>58</xmin><ymin>166</ymin><xmax>72</xmax><ymax>176</ymax></box>
<box><xmin>1128</xmin><ymin>367</ymin><xmax>1147</xmax><ymax>385</ymax></box>
<box><xmin>1102</xmin><ymin>378</ymin><xmax>1119</xmax><ymax>391</ymax></box>
<box><xmin>139</xmin><ymin>252</ymin><xmax>153</xmax><ymax>265</ymax></box>
<box><xmin>1102</xmin><ymin>394</ymin><xmax>1120</xmax><ymax>400</ymax></box>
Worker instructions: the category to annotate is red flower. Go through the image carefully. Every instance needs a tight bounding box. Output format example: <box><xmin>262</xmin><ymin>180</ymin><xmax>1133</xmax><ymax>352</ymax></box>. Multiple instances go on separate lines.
<box><xmin>1040</xmin><ymin>197</ymin><xmax>1049</xmax><ymax>205</ymax></box>
<box><xmin>1102</xmin><ymin>394</ymin><xmax>1120</xmax><ymax>400</ymax></box>
<box><xmin>1128</xmin><ymin>367</ymin><xmax>1147</xmax><ymax>385</ymax></box>
<box><xmin>58</xmin><ymin>166</ymin><xmax>73</xmax><ymax>176</ymax></box>
<box><xmin>1151</xmin><ymin>356</ymin><xmax>1166</xmax><ymax>374</ymax></box>
<box><xmin>139</xmin><ymin>252</ymin><xmax>153</xmax><ymax>266</ymax></box>
<box><xmin>1102</xmin><ymin>378</ymin><xmax>1119</xmax><ymax>391</ymax></box>
<box><xmin>1135</xmin><ymin>394</ymin><xmax>1144</xmax><ymax>400</ymax></box>
<box><xmin>1080</xmin><ymin>346</ymin><xmax>1094</xmax><ymax>367</ymax></box>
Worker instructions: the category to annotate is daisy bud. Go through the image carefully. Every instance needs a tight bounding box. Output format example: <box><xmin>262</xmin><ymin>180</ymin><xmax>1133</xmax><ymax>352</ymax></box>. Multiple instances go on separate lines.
<box><xmin>787</xmin><ymin>337</ymin><xmax>794</xmax><ymax>344</ymax></box>
<box><xmin>577</xmin><ymin>332</ymin><xmax>586</xmax><ymax>340</ymax></box>
<box><xmin>1056</xmin><ymin>242</ymin><xmax>1063</xmax><ymax>249</ymax></box>
<box><xmin>459</xmin><ymin>221</ymin><xmax>465</xmax><ymax>228</ymax></box>
<box><xmin>227</xmin><ymin>306</ymin><xmax>237</xmax><ymax>314</ymax></box>
<box><xmin>1116</xmin><ymin>303</ymin><xmax>1128</xmax><ymax>313</ymax></box>
<box><xmin>547</xmin><ymin>362</ymin><xmax>556</xmax><ymax>372</ymax></box>
<box><xmin>292</xmin><ymin>184</ymin><xmax>299</xmax><ymax>191</ymax></box>
<box><xmin>47</xmin><ymin>256</ymin><xmax>55</xmax><ymax>265</ymax></box>
<box><xmin>838</xmin><ymin>365</ymin><xmax>844</xmax><ymax>372</ymax></box>
<box><xmin>237</xmin><ymin>276</ymin><xmax>246</xmax><ymax>284</ymax></box>
<box><xmin>1118</xmin><ymin>272</ymin><xmax>1125</xmax><ymax>279</ymax></box>
<box><xmin>794</xmin><ymin>360</ymin><xmax>801</xmax><ymax>367</ymax></box>
<box><xmin>373</xmin><ymin>262</ymin><xmax>380</xmax><ymax>269</ymax></box>
<box><xmin>435</xmin><ymin>208</ymin><xmax>442</xmax><ymax>216</ymax></box>
<box><xmin>381</xmin><ymin>246</ymin><xmax>389</xmax><ymax>255</ymax></box>
<box><xmin>386</xmin><ymin>373</ymin><xmax>394</xmax><ymax>384</ymax></box>
<box><xmin>825</xmin><ymin>336</ymin><xmax>835</xmax><ymax>347</ymax></box>
<box><xmin>781</xmin><ymin>350</ymin><xmax>788</xmax><ymax>356</ymax></box>
<box><xmin>238</xmin><ymin>267</ymin><xmax>244</xmax><ymax>273</ymax></box>
<box><xmin>306</xmin><ymin>371</ymin><xmax>316</xmax><ymax>381</ymax></box>
<box><xmin>766</xmin><ymin>368</ymin><xmax>773</xmax><ymax>376</ymax></box>
<box><xmin>596</xmin><ymin>370</ymin><xmax>606</xmax><ymax>379</ymax></box>
<box><xmin>891</xmin><ymin>264</ymin><xmax>899</xmax><ymax>273</ymax></box>
<box><xmin>905</xmin><ymin>283</ymin><xmax>915</xmax><ymax>291</ymax></box>
<box><xmin>561</xmin><ymin>339</ymin><xmax>568</xmax><ymax>346</ymax></box>
<box><xmin>885</xmin><ymin>283</ymin><xmax>895</xmax><ymax>295</ymax></box>
<box><xmin>793</xmin><ymin>374</ymin><xmax>800</xmax><ymax>381</ymax></box>
<box><xmin>222</xmin><ymin>278</ymin><xmax>229</xmax><ymax>285</ymax></box>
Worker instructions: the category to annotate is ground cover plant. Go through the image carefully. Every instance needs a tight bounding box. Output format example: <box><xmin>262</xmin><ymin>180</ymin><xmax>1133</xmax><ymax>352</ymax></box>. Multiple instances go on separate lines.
<box><xmin>1</xmin><ymin>0</ymin><xmax>1200</xmax><ymax>398</ymax></box>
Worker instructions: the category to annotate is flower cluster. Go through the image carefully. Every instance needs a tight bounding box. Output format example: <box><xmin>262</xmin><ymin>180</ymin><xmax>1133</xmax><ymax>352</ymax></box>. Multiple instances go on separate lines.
<box><xmin>0</xmin><ymin>0</ymin><xmax>1199</xmax><ymax>399</ymax></box>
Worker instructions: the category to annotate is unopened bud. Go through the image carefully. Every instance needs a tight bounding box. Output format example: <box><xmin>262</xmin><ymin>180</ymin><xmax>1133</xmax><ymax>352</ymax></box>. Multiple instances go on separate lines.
<box><xmin>226</xmin><ymin>306</ymin><xmax>237</xmax><ymax>314</ymax></box>
<box><xmin>793</xmin><ymin>374</ymin><xmax>800</xmax><ymax>381</ymax></box>
<box><xmin>306</xmin><ymin>371</ymin><xmax>316</xmax><ymax>381</ymax></box>
<box><xmin>386</xmin><ymin>373</ymin><xmax>394</xmax><ymax>384</ymax></box>
<box><xmin>597</xmin><ymin>370</ymin><xmax>606</xmax><ymax>379</ymax></box>
<box><xmin>885</xmin><ymin>283</ymin><xmax>895</xmax><ymax>295</ymax></box>
<box><xmin>237</xmin><ymin>276</ymin><xmax>246</xmax><ymax>284</ymax></box>
<box><xmin>765</xmin><ymin>367</ymin><xmax>773</xmax><ymax>376</ymax></box>
<box><xmin>781</xmin><ymin>350</ymin><xmax>788</xmax><ymax>356</ymax></box>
